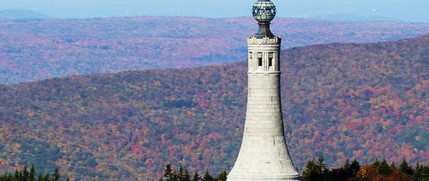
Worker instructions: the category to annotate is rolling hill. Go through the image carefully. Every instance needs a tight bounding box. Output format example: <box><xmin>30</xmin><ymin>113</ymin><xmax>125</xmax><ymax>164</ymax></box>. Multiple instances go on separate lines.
<box><xmin>0</xmin><ymin>9</ymin><xmax>51</xmax><ymax>20</ymax></box>
<box><xmin>0</xmin><ymin>34</ymin><xmax>429</xmax><ymax>180</ymax></box>
<box><xmin>1</xmin><ymin>16</ymin><xmax>429</xmax><ymax>84</ymax></box>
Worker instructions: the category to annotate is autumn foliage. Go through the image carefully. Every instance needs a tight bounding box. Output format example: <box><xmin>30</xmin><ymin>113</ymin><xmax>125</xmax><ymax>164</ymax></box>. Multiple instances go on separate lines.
<box><xmin>302</xmin><ymin>158</ymin><xmax>428</xmax><ymax>181</ymax></box>
<box><xmin>1</xmin><ymin>33</ymin><xmax>429</xmax><ymax>179</ymax></box>
<box><xmin>2</xmin><ymin>17</ymin><xmax>429</xmax><ymax>84</ymax></box>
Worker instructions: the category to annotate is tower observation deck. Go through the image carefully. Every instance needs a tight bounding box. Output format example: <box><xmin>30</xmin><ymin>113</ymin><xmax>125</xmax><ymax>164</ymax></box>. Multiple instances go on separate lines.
<box><xmin>227</xmin><ymin>0</ymin><xmax>300</xmax><ymax>180</ymax></box>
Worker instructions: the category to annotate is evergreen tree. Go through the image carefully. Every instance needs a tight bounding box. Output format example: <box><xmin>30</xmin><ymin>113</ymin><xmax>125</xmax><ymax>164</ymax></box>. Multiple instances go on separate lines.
<box><xmin>217</xmin><ymin>171</ymin><xmax>227</xmax><ymax>181</ymax></box>
<box><xmin>37</xmin><ymin>173</ymin><xmax>43</xmax><ymax>181</ymax></box>
<box><xmin>182</xmin><ymin>168</ymin><xmax>191</xmax><ymax>181</ymax></box>
<box><xmin>162</xmin><ymin>164</ymin><xmax>175</xmax><ymax>181</ymax></box>
<box><xmin>43</xmin><ymin>172</ymin><xmax>51</xmax><ymax>181</ymax></box>
<box><xmin>302</xmin><ymin>159</ymin><xmax>320</xmax><ymax>181</ymax></box>
<box><xmin>390</xmin><ymin>162</ymin><xmax>396</xmax><ymax>169</ymax></box>
<box><xmin>350</xmin><ymin>159</ymin><xmax>361</xmax><ymax>176</ymax></box>
<box><xmin>412</xmin><ymin>162</ymin><xmax>429</xmax><ymax>181</ymax></box>
<box><xmin>316</xmin><ymin>157</ymin><xmax>327</xmax><ymax>174</ymax></box>
<box><xmin>373</xmin><ymin>159</ymin><xmax>380</xmax><ymax>167</ymax></box>
<box><xmin>341</xmin><ymin>159</ymin><xmax>355</xmax><ymax>180</ymax></box>
<box><xmin>377</xmin><ymin>159</ymin><xmax>393</xmax><ymax>175</ymax></box>
<box><xmin>29</xmin><ymin>165</ymin><xmax>35</xmax><ymax>181</ymax></box>
<box><xmin>7</xmin><ymin>173</ymin><xmax>14</xmax><ymax>181</ymax></box>
<box><xmin>14</xmin><ymin>170</ymin><xmax>20</xmax><ymax>181</ymax></box>
<box><xmin>399</xmin><ymin>159</ymin><xmax>413</xmax><ymax>176</ymax></box>
<box><xmin>342</xmin><ymin>159</ymin><xmax>350</xmax><ymax>170</ymax></box>
<box><xmin>22</xmin><ymin>166</ymin><xmax>29</xmax><ymax>181</ymax></box>
<box><xmin>192</xmin><ymin>171</ymin><xmax>200</xmax><ymax>181</ymax></box>
<box><xmin>53</xmin><ymin>168</ymin><xmax>60</xmax><ymax>181</ymax></box>
<box><xmin>177</xmin><ymin>166</ymin><xmax>184</xmax><ymax>180</ymax></box>
<box><xmin>203</xmin><ymin>169</ymin><xmax>212</xmax><ymax>181</ymax></box>
<box><xmin>423</xmin><ymin>164</ymin><xmax>429</xmax><ymax>180</ymax></box>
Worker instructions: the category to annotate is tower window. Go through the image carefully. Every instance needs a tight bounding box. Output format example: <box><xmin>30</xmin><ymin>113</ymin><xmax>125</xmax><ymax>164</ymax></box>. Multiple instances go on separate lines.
<box><xmin>249</xmin><ymin>52</ymin><xmax>253</xmax><ymax>59</ymax></box>
<box><xmin>258</xmin><ymin>58</ymin><xmax>263</xmax><ymax>66</ymax></box>
<box><xmin>268</xmin><ymin>53</ymin><xmax>274</xmax><ymax>67</ymax></box>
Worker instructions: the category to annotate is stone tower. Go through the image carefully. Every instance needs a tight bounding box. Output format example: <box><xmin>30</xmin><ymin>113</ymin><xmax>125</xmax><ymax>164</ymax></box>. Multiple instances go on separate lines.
<box><xmin>227</xmin><ymin>0</ymin><xmax>300</xmax><ymax>180</ymax></box>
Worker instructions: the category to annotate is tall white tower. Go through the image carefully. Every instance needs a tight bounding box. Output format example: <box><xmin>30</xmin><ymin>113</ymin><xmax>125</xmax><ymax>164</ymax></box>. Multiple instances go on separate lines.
<box><xmin>227</xmin><ymin>0</ymin><xmax>300</xmax><ymax>180</ymax></box>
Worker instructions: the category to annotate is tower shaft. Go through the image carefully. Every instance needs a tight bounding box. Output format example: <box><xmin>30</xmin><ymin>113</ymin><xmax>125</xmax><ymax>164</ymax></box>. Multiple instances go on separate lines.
<box><xmin>228</xmin><ymin>1</ymin><xmax>299</xmax><ymax>180</ymax></box>
<box><xmin>227</xmin><ymin>36</ymin><xmax>299</xmax><ymax>181</ymax></box>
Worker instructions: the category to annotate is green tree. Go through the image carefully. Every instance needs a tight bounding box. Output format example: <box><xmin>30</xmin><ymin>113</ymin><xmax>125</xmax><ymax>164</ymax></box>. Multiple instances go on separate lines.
<box><xmin>203</xmin><ymin>169</ymin><xmax>212</xmax><ymax>181</ymax></box>
<box><xmin>182</xmin><ymin>168</ymin><xmax>191</xmax><ymax>181</ymax></box>
<box><xmin>316</xmin><ymin>157</ymin><xmax>327</xmax><ymax>172</ymax></box>
<box><xmin>22</xmin><ymin>166</ymin><xmax>29</xmax><ymax>181</ymax></box>
<box><xmin>377</xmin><ymin>159</ymin><xmax>392</xmax><ymax>175</ymax></box>
<box><xmin>53</xmin><ymin>168</ymin><xmax>60</xmax><ymax>181</ymax></box>
<box><xmin>374</xmin><ymin>159</ymin><xmax>380</xmax><ymax>167</ymax></box>
<box><xmin>350</xmin><ymin>159</ymin><xmax>361</xmax><ymax>176</ymax></box>
<box><xmin>7</xmin><ymin>173</ymin><xmax>14</xmax><ymax>181</ymax></box>
<box><xmin>14</xmin><ymin>170</ymin><xmax>20</xmax><ymax>181</ymax></box>
<box><xmin>399</xmin><ymin>159</ymin><xmax>413</xmax><ymax>176</ymax></box>
<box><xmin>37</xmin><ymin>173</ymin><xmax>43</xmax><ymax>181</ymax></box>
<box><xmin>302</xmin><ymin>159</ymin><xmax>318</xmax><ymax>181</ymax></box>
<box><xmin>29</xmin><ymin>165</ymin><xmax>35</xmax><ymax>181</ymax></box>
<box><xmin>390</xmin><ymin>162</ymin><xmax>396</xmax><ymax>169</ymax></box>
<box><xmin>162</xmin><ymin>164</ymin><xmax>176</xmax><ymax>181</ymax></box>
<box><xmin>192</xmin><ymin>171</ymin><xmax>200</xmax><ymax>181</ymax></box>
<box><xmin>343</xmin><ymin>159</ymin><xmax>350</xmax><ymax>170</ymax></box>
<box><xmin>413</xmin><ymin>162</ymin><xmax>429</xmax><ymax>181</ymax></box>
<box><xmin>43</xmin><ymin>172</ymin><xmax>51</xmax><ymax>181</ymax></box>
<box><xmin>217</xmin><ymin>171</ymin><xmax>227</xmax><ymax>181</ymax></box>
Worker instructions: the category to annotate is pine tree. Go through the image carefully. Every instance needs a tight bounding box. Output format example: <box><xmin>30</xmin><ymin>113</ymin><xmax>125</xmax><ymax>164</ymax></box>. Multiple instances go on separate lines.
<box><xmin>390</xmin><ymin>162</ymin><xmax>396</xmax><ymax>169</ymax></box>
<box><xmin>37</xmin><ymin>173</ymin><xmax>43</xmax><ymax>181</ymax></box>
<box><xmin>14</xmin><ymin>170</ymin><xmax>19</xmax><ymax>181</ymax></box>
<box><xmin>423</xmin><ymin>164</ymin><xmax>429</xmax><ymax>180</ymax></box>
<box><xmin>377</xmin><ymin>159</ymin><xmax>392</xmax><ymax>175</ymax></box>
<box><xmin>7</xmin><ymin>173</ymin><xmax>14</xmax><ymax>181</ymax></box>
<box><xmin>44</xmin><ymin>172</ymin><xmax>51</xmax><ymax>181</ymax></box>
<box><xmin>342</xmin><ymin>159</ymin><xmax>355</xmax><ymax>179</ymax></box>
<box><xmin>316</xmin><ymin>157</ymin><xmax>327</xmax><ymax>174</ymax></box>
<box><xmin>29</xmin><ymin>165</ymin><xmax>35</xmax><ymax>181</ymax></box>
<box><xmin>162</xmin><ymin>164</ymin><xmax>175</xmax><ymax>181</ymax></box>
<box><xmin>177</xmin><ymin>166</ymin><xmax>186</xmax><ymax>181</ymax></box>
<box><xmin>302</xmin><ymin>159</ymin><xmax>317</xmax><ymax>181</ymax></box>
<box><xmin>217</xmin><ymin>171</ymin><xmax>227</xmax><ymax>181</ymax></box>
<box><xmin>413</xmin><ymin>162</ymin><xmax>424</xmax><ymax>181</ymax></box>
<box><xmin>192</xmin><ymin>171</ymin><xmax>200</xmax><ymax>181</ymax></box>
<box><xmin>350</xmin><ymin>159</ymin><xmax>361</xmax><ymax>176</ymax></box>
<box><xmin>203</xmin><ymin>169</ymin><xmax>212</xmax><ymax>181</ymax></box>
<box><xmin>53</xmin><ymin>168</ymin><xmax>60</xmax><ymax>181</ymax></box>
<box><xmin>374</xmin><ymin>159</ymin><xmax>380</xmax><ymax>167</ymax></box>
<box><xmin>182</xmin><ymin>168</ymin><xmax>191</xmax><ymax>181</ymax></box>
<box><xmin>343</xmin><ymin>159</ymin><xmax>350</xmax><ymax>170</ymax></box>
<box><xmin>22</xmin><ymin>166</ymin><xmax>29</xmax><ymax>181</ymax></box>
<box><xmin>399</xmin><ymin>159</ymin><xmax>413</xmax><ymax>176</ymax></box>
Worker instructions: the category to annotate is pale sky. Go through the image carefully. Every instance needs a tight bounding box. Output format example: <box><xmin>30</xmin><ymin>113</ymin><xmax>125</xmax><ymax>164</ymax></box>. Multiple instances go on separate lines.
<box><xmin>0</xmin><ymin>0</ymin><xmax>428</xmax><ymax>22</ymax></box>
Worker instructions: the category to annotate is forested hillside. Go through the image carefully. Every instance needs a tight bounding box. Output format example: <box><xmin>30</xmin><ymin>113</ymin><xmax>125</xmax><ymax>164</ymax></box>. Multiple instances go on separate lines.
<box><xmin>2</xmin><ymin>16</ymin><xmax>429</xmax><ymax>84</ymax></box>
<box><xmin>1</xmin><ymin>34</ymin><xmax>429</xmax><ymax>180</ymax></box>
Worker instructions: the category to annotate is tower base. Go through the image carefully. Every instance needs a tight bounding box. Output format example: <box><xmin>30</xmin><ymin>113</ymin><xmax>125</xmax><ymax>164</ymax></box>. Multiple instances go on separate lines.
<box><xmin>227</xmin><ymin>175</ymin><xmax>301</xmax><ymax>181</ymax></box>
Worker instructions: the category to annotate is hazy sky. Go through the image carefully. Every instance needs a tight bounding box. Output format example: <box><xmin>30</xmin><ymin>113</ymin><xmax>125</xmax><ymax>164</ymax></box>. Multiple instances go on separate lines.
<box><xmin>0</xmin><ymin>0</ymin><xmax>428</xmax><ymax>22</ymax></box>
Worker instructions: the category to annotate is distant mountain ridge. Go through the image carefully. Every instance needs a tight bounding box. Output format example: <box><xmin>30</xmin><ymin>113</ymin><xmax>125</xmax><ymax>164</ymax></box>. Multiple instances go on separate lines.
<box><xmin>0</xmin><ymin>9</ymin><xmax>51</xmax><ymax>19</ymax></box>
<box><xmin>1</xmin><ymin>34</ymin><xmax>428</xmax><ymax>179</ymax></box>
<box><xmin>1</xmin><ymin>16</ymin><xmax>429</xmax><ymax>84</ymax></box>
<box><xmin>313</xmin><ymin>14</ymin><xmax>399</xmax><ymax>22</ymax></box>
